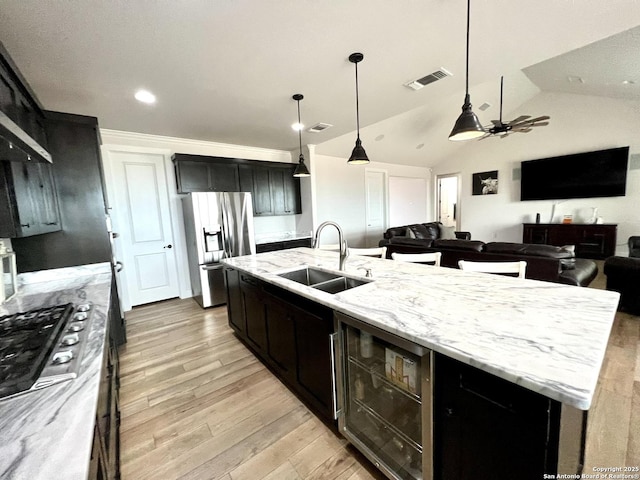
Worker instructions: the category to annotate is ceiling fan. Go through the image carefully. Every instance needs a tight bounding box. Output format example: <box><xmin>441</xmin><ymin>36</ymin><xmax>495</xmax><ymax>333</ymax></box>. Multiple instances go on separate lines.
<box><xmin>481</xmin><ymin>76</ymin><xmax>550</xmax><ymax>139</ymax></box>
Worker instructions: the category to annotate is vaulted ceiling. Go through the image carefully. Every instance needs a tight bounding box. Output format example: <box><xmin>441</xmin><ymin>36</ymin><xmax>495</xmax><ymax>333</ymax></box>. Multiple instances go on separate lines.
<box><xmin>1</xmin><ymin>1</ymin><xmax>639</xmax><ymax>167</ymax></box>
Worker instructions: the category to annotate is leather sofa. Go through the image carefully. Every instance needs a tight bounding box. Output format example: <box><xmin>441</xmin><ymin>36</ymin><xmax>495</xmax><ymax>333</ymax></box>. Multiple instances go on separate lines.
<box><xmin>603</xmin><ymin>237</ymin><xmax>640</xmax><ymax>314</ymax></box>
<box><xmin>385</xmin><ymin>240</ymin><xmax>598</xmax><ymax>287</ymax></box>
<box><xmin>379</xmin><ymin>222</ymin><xmax>471</xmax><ymax>248</ymax></box>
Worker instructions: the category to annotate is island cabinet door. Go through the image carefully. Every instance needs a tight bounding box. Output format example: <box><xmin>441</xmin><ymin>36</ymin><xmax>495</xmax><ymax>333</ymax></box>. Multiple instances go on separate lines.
<box><xmin>224</xmin><ymin>268</ymin><xmax>246</xmax><ymax>335</ymax></box>
<box><xmin>239</xmin><ymin>277</ymin><xmax>268</xmax><ymax>354</ymax></box>
<box><xmin>292</xmin><ymin>302</ymin><xmax>334</xmax><ymax>423</ymax></box>
<box><xmin>434</xmin><ymin>354</ymin><xmax>560</xmax><ymax>480</ymax></box>
<box><xmin>263</xmin><ymin>292</ymin><xmax>297</xmax><ymax>384</ymax></box>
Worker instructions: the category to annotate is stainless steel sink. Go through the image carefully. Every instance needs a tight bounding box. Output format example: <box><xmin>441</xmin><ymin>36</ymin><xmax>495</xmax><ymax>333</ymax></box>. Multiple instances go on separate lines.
<box><xmin>276</xmin><ymin>266</ymin><xmax>372</xmax><ymax>293</ymax></box>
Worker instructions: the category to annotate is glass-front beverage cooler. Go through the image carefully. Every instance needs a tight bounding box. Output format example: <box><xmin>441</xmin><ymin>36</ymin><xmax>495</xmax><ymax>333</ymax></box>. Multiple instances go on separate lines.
<box><xmin>333</xmin><ymin>312</ymin><xmax>433</xmax><ymax>480</ymax></box>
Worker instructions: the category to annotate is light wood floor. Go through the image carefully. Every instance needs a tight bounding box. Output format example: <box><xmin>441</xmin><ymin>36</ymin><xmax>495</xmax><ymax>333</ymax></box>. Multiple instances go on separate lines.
<box><xmin>119</xmin><ymin>268</ymin><xmax>639</xmax><ymax>479</ymax></box>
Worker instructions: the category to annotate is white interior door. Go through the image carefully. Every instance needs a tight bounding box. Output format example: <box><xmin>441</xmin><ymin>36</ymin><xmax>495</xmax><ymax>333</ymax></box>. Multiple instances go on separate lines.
<box><xmin>365</xmin><ymin>169</ymin><xmax>387</xmax><ymax>247</ymax></box>
<box><xmin>437</xmin><ymin>174</ymin><xmax>460</xmax><ymax>230</ymax></box>
<box><xmin>108</xmin><ymin>151</ymin><xmax>180</xmax><ymax>307</ymax></box>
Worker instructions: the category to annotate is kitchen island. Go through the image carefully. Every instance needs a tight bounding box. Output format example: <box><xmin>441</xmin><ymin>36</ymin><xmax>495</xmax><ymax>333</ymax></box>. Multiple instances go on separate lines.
<box><xmin>222</xmin><ymin>247</ymin><xmax>620</xmax><ymax>479</ymax></box>
<box><xmin>0</xmin><ymin>263</ymin><xmax>115</xmax><ymax>480</ymax></box>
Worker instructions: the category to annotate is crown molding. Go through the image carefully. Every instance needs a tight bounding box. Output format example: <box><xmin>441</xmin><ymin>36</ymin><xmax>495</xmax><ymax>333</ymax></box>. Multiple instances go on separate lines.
<box><xmin>100</xmin><ymin>129</ymin><xmax>293</xmax><ymax>162</ymax></box>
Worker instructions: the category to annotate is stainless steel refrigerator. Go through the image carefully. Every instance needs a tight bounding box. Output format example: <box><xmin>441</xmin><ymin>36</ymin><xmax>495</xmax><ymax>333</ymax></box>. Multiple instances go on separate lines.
<box><xmin>182</xmin><ymin>192</ymin><xmax>256</xmax><ymax>308</ymax></box>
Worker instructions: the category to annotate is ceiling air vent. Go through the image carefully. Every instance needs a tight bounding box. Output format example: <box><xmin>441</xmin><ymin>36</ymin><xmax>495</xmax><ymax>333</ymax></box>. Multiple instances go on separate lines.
<box><xmin>308</xmin><ymin>122</ymin><xmax>333</xmax><ymax>133</ymax></box>
<box><xmin>404</xmin><ymin>68</ymin><xmax>452</xmax><ymax>91</ymax></box>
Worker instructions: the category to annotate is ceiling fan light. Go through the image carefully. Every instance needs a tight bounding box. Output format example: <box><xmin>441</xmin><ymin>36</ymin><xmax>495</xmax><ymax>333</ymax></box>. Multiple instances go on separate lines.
<box><xmin>449</xmin><ymin>97</ymin><xmax>485</xmax><ymax>141</ymax></box>
<box><xmin>293</xmin><ymin>154</ymin><xmax>311</xmax><ymax>177</ymax></box>
<box><xmin>348</xmin><ymin>138</ymin><xmax>370</xmax><ymax>165</ymax></box>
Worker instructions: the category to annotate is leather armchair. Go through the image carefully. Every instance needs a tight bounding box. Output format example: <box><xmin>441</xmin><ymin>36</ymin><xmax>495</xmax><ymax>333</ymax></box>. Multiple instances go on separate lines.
<box><xmin>629</xmin><ymin>236</ymin><xmax>640</xmax><ymax>258</ymax></box>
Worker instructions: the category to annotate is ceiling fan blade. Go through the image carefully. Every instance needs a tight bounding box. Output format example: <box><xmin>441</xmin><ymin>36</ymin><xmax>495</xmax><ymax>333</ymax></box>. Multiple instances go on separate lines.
<box><xmin>508</xmin><ymin>115</ymin><xmax>531</xmax><ymax>124</ymax></box>
<box><xmin>523</xmin><ymin>115</ymin><xmax>550</xmax><ymax>124</ymax></box>
<box><xmin>530</xmin><ymin>121</ymin><xmax>549</xmax><ymax>127</ymax></box>
<box><xmin>510</xmin><ymin>115</ymin><xmax>551</xmax><ymax>128</ymax></box>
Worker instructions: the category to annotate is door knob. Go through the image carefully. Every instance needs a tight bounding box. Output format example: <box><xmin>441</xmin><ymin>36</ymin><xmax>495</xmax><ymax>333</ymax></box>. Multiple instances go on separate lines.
<box><xmin>164</xmin><ymin>244</ymin><xmax>173</xmax><ymax>249</ymax></box>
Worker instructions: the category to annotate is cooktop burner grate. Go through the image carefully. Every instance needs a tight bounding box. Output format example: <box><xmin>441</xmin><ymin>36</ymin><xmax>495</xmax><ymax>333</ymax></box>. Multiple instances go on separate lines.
<box><xmin>0</xmin><ymin>304</ymin><xmax>75</xmax><ymax>399</ymax></box>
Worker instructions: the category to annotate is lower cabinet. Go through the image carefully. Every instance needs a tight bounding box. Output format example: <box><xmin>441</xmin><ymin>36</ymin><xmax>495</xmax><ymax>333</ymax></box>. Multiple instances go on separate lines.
<box><xmin>225</xmin><ymin>269</ymin><xmax>335</xmax><ymax>425</ymax></box>
<box><xmin>434</xmin><ymin>354</ymin><xmax>571</xmax><ymax>480</ymax></box>
<box><xmin>90</xmin><ymin>312</ymin><xmax>121</xmax><ymax>480</ymax></box>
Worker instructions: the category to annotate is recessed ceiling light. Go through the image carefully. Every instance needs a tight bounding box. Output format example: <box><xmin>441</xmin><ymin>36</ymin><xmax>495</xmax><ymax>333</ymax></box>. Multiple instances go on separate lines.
<box><xmin>622</xmin><ymin>80</ymin><xmax>636</xmax><ymax>85</ymax></box>
<box><xmin>375</xmin><ymin>134</ymin><xmax>385</xmax><ymax>141</ymax></box>
<box><xmin>416</xmin><ymin>143</ymin><xmax>425</xmax><ymax>150</ymax></box>
<box><xmin>291</xmin><ymin>122</ymin><xmax>304</xmax><ymax>131</ymax></box>
<box><xmin>135</xmin><ymin>89</ymin><xmax>156</xmax><ymax>104</ymax></box>
<box><xmin>567</xmin><ymin>75</ymin><xmax>584</xmax><ymax>84</ymax></box>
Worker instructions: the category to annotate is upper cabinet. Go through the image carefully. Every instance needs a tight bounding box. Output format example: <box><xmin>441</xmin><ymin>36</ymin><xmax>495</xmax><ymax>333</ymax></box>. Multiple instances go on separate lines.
<box><xmin>173</xmin><ymin>154</ymin><xmax>302</xmax><ymax>216</ymax></box>
<box><xmin>0</xmin><ymin>160</ymin><xmax>61</xmax><ymax>237</ymax></box>
<box><xmin>0</xmin><ymin>41</ymin><xmax>51</xmax><ymax>163</ymax></box>
<box><xmin>173</xmin><ymin>154</ymin><xmax>240</xmax><ymax>193</ymax></box>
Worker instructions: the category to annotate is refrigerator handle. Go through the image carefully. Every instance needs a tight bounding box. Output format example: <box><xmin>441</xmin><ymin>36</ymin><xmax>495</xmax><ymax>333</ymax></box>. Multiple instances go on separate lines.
<box><xmin>221</xmin><ymin>194</ymin><xmax>232</xmax><ymax>258</ymax></box>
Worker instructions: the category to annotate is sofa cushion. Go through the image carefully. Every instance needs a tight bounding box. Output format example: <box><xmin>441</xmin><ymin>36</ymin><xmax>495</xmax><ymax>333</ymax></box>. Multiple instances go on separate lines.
<box><xmin>440</xmin><ymin>225</ymin><xmax>456</xmax><ymax>240</ymax></box>
<box><xmin>559</xmin><ymin>258</ymin><xmax>598</xmax><ymax>287</ymax></box>
<box><xmin>484</xmin><ymin>242</ymin><xmax>576</xmax><ymax>269</ymax></box>
<box><xmin>389</xmin><ymin>237</ymin><xmax>434</xmax><ymax>248</ymax></box>
<box><xmin>384</xmin><ymin>226</ymin><xmax>409</xmax><ymax>239</ymax></box>
<box><xmin>433</xmin><ymin>239</ymin><xmax>485</xmax><ymax>252</ymax></box>
<box><xmin>407</xmin><ymin>223</ymin><xmax>438</xmax><ymax>240</ymax></box>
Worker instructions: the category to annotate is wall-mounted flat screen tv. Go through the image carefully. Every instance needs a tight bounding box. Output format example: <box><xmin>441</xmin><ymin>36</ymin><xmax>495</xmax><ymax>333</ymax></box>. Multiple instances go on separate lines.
<box><xmin>520</xmin><ymin>146</ymin><xmax>629</xmax><ymax>201</ymax></box>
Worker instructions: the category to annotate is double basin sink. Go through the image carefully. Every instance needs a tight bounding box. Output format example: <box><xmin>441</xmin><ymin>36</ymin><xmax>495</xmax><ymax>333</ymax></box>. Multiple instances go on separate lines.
<box><xmin>277</xmin><ymin>266</ymin><xmax>372</xmax><ymax>294</ymax></box>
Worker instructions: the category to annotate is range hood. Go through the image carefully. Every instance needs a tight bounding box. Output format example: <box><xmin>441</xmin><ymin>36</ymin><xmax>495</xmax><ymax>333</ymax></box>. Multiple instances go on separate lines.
<box><xmin>0</xmin><ymin>110</ymin><xmax>52</xmax><ymax>163</ymax></box>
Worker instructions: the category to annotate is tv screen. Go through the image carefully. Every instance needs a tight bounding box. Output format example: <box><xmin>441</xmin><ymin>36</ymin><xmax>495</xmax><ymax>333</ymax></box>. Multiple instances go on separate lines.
<box><xmin>520</xmin><ymin>146</ymin><xmax>629</xmax><ymax>201</ymax></box>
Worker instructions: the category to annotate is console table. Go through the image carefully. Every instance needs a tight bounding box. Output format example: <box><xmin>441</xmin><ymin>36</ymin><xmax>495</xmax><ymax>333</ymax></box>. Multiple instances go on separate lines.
<box><xmin>523</xmin><ymin>223</ymin><xmax>617</xmax><ymax>259</ymax></box>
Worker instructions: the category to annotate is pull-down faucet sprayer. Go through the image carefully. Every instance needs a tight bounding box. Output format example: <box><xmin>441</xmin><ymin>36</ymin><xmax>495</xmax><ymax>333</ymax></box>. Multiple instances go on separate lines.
<box><xmin>312</xmin><ymin>221</ymin><xmax>349</xmax><ymax>271</ymax></box>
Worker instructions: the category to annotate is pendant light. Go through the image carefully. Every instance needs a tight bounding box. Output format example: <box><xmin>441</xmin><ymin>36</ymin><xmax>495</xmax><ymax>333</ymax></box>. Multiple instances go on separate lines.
<box><xmin>292</xmin><ymin>94</ymin><xmax>310</xmax><ymax>177</ymax></box>
<box><xmin>348</xmin><ymin>52</ymin><xmax>370</xmax><ymax>164</ymax></box>
<box><xmin>448</xmin><ymin>0</ymin><xmax>485</xmax><ymax>141</ymax></box>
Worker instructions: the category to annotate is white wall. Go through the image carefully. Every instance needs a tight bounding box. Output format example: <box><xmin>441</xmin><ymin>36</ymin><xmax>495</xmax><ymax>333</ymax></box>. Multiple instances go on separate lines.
<box><xmin>312</xmin><ymin>153</ymin><xmax>431</xmax><ymax>247</ymax></box>
<box><xmin>432</xmin><ymin>92</ymin><xmax>640</xmax><ymax>255</ymax></box>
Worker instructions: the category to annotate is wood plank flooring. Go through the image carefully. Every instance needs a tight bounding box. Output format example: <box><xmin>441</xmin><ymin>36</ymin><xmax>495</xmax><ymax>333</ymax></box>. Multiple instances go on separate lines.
<box><xmin>119</xmin><ymin>266</ymin><xmax>640</xmax><ymax>479</ymax></box>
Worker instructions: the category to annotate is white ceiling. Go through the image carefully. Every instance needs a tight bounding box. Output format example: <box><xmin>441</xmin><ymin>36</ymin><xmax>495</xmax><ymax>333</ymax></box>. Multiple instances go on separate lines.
<box><xmin>1</xmin><ymin>1</ymin><xmax>639</xmax><ymax>167</ymax></box>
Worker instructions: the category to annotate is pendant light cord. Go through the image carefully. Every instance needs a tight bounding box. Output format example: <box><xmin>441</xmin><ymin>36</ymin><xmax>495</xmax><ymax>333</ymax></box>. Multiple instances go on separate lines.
<box><xmin>297</xmin><ymin>100</ymin><xmax>303</xmax><ymax>156</ymax></box>
<box><xmin>465</xmin><ymin>0</ymin><xmax>471</xmax><ymax>97</ymax></box>
<box><xmin>355</xmin><ymin>61</ymin><xmax>361</xmax><ymax>140</ymax></box>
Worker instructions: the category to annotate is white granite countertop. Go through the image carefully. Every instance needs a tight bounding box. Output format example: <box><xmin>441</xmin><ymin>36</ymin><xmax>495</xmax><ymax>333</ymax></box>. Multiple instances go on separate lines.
<box><xmin>222</xmin><ymin>248</ymin><xmax>620</xmax><ymax>410</ymax></box>
<box><xmin>0</xmin><ymin>263</ymin><xmax>112</xmax><ymax>480</ymax></box>
<box><xmin>254</xmin><ymin>232</ymin><xmax>312</xmax><ymax>244</ymax></box>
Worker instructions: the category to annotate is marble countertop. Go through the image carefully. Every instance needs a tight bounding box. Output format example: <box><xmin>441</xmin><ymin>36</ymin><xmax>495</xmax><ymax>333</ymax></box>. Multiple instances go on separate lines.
<box><xmin>222</xmin><ymin>248</ymin><xmax>620</xmax><ymax>410</ymax></box>
<box><xmin>0</xmin><ymin>262</ymin><xmax>112</xmax><ymax>480</ymax></box>
<box><xmin>254</xmin><ymin>232</ymin><xmax>312</xmax><ymax>244</ymax></box>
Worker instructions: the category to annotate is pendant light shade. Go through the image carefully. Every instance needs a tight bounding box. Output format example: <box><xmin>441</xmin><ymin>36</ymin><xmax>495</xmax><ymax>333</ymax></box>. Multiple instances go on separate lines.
<box><xmin>449</xmin><ymin>0</ymin><xmax>485</xmax><ymax>141</ymax></box>
<box><xmin>348</xmin><ymin>52</ymin><xmax>370</xmax><ymax>165</ymax></box>
<box><xmin>292</xmin><ymin>94</ymin><xmax>310</xmax><ymax>177</ymax></box>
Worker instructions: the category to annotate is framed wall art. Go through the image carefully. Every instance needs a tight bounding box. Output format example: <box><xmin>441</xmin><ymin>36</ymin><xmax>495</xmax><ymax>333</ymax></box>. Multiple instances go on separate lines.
<box><xmin>472</xmin><ymin>170</ymin><xmax>498</xmax><ymax>195</ymax></box>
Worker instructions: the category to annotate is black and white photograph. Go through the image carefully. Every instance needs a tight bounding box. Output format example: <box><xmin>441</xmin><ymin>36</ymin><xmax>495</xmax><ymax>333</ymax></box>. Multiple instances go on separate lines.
<box><xmin>472</xmin><ymin>170</ymin><xmax>499</xmax><ymax>195</ymax></box>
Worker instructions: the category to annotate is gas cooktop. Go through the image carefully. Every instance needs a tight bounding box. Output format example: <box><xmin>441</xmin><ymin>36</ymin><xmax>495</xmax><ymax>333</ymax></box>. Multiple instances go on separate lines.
<box><xmin>0</xmin><ymin>303</ymin><xmax>94</xmax><ymax>400</ymax></box>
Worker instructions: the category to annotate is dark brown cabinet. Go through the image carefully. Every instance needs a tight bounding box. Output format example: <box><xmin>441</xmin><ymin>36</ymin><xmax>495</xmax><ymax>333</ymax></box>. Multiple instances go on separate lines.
<box><xmin>173</xmin><ymin>154</ymin><xmax>240</xmax><ymax>193</ymax></box>
<box><xmin>0</xmin><ymin>41</ymin><xmax>49</xmax><ymax>160</ymax></box>
<box><xmin>225</xmin><ymin>269</ymin><xmax>336</xmax><ymax>426</ymax></box>
<box><xmin>90</xmin><ymin>303</ymin><xmax>121</xmax><ymax>480</ymax></box>
<box><xmin>224</xmin><ymin>268</ymin><xmax>246</xmax><ymax>335</ymax></box>
<box><xmin>239</xmin><ymin>274</ymin><xmax>268</xmax><ymax>354</ymax></box>
<box><xmin>12</xmin><ymin>112</ymin><xmax>113</xmax><ymax>273</ymax></box>
<box><xmin>256</xmin><ymin>237</ymin><xmax>312</xmax><ymax>253</ymax></box>
<box><xmin>523</xmin><ymin>223</ymin><xmax>617</xmax><ymax>259</ymax></box>
<box><xmin>269</xmin><ymin>164</ymin><xmax>301</xmax><ymax>215</ymax></box>
<box><xmin>172</xmin><ymin>154</ymin><xmax>302</xmax><ymax>216</ymax></box>
<box><xmin>0</xmin><ymin>160</ymin><xmax>61</xmax><ymax>237</ymax></box>
<box><xmin>434</xmin><ymin>354</ymin><xmax>569</xmax><ymax>480</ymax></box>
<box><xmin>238</xmin><ymin>163</ymin><xmax>301</xmax><ymax>216</ymax></box>
<box><xmin>239</xmin><ymin>164</ymin><xmax>274</xmax><ymax>215</ymax></box>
